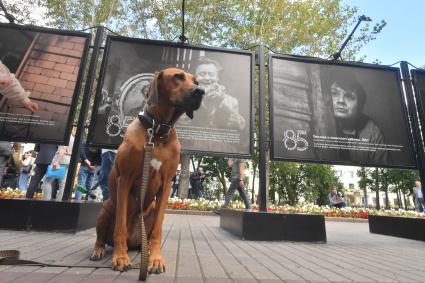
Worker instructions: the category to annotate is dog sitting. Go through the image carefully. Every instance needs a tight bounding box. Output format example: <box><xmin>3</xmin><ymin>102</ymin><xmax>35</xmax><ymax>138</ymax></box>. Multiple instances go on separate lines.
<box><xmin>90</xmin><ymin>68</ymin><xmax>204</xmax><ymax>273</ymax></box>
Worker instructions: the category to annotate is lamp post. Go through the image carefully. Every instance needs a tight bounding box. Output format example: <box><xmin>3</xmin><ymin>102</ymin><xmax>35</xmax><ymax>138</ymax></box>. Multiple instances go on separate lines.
<box><xmin>332</xmin><ymin>15</ymin><xmax>372</xmax><ymax>60</ymax></box>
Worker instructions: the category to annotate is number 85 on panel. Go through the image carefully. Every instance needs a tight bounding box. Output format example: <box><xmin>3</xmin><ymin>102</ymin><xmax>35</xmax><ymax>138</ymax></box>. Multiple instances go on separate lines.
<box><xmin>282</xmin><ymin>130</ymin><xmax>309</xmax><ymax>151</ymax></box>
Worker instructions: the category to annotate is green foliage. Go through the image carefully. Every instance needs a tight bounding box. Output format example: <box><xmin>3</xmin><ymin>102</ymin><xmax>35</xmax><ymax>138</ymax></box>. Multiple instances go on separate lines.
<box><xmin>388</xmin><ymin>169</ymin><xmax>418</xmax><ymax>195</ymax></box>
<box><xmin>357</xmin><ymin>167</ymin><xmax>418</xmax><ymax>209</ymax></box>
<box><xmin>302</xmin><ymin>163</ymin><xmax>341</xmax><ymax>205</ymax></box>
<box><xmin>20</xmin><ymin>0</ymin><xmax>385</xmax><ymax>61</ymax></box>
<box><xmin>37</xmin><ymin>0</ymin><xmax>128</xmax><ymax>30</ymax></box>
<box><xmin>269</xmin><ymin>162</ymin><xmax>302</xmax><ymax>205</ymax></box>
<box><xmin>0</xmin><ymin>0</ymin><xmax>41</xmax><ymax>24</ymax></box>
<box><xmin>269</xmin><ymin>162</ymin><xmax>340</xmax><ymax>205</ymax></box>
<box><xmin>357</xmin><ymin>167</ymin><xmax>373</xmax><ymax>190</ymax></box>
<box><xmin>198</xmin><ymin>156</ymin><xmax>230</xmax><ymax>197</ymax></box>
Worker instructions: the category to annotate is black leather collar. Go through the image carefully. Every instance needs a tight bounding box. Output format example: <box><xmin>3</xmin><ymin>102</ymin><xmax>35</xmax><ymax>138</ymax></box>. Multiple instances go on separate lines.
<box><xmin>138</xmin><ymin>111</ymin><xmax>173</xmax><ymax>140</ymax></box>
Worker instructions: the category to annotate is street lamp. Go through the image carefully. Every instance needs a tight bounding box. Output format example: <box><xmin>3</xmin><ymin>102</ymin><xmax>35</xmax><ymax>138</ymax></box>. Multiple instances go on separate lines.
<box><xmin>332</xmin><ymin>15</ymin><xmax>372</xmax><ymax>60</ymax></box>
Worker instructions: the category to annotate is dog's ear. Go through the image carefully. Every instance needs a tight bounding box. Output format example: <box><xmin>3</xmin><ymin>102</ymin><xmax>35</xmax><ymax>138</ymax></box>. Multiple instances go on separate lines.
<box><xmin>185</xmin><ymin>110</ymin><xmax>194</xmax><ymax>119</ymax></box>
<box><xmin>145</xmin><ymin>71</ymin><xmax>163</xmax><ymax>109</ymax></box>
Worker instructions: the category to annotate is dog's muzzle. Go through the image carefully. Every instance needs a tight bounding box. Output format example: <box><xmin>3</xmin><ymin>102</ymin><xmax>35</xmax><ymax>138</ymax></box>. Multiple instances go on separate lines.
<box><xmin>174</xmin><ymin>87</ymin><xmax>205</xmax><ymax>119</ymax></box>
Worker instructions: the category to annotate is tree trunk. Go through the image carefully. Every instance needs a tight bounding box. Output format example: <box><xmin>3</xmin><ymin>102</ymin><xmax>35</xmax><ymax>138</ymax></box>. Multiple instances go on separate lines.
<box><xmin>251</xmin><ymin>165</ymin><xmax>256</xmax><ymax>204</ymax></box>
<box><xmin>396</xmin><ymin>189</ymin><xmax>402</xmax><ymax>208</ymax></box>
<box><xmin>384</xmin><ymin>189</ymin><xmax>389</xmax><ymax>209</ymax></box>
<box><xmin>363</xmin><ymin>187</ymin><xmax>368</xmax><ymax>208</ymax></box>
<box><xmin>218</xmin><ymin>171</ymin><xmax>227</xmax><ymax>198</ymax></box>
<box><xmin>361</xmin><ymin>167</ymin><xmax>368</xmax><ymax>208</ymax></box>
<box><xmin>178</xmin><ymin>154</ymin><xmax>190</xmax><ymax>199</ymax></box>
<box><xmin>264</xmin><ymin>145</ymin><xmax>270</xmax><ymax>205</ymax></box>
<box><xmin>374</xmin><ymin>168</ymin><xmax>380</xmax><ymax>209</ymax></box>
<box><xmin>402</xmin><ymin>191</ymin><xmax>408</xmax><ymax>210</ymax></box>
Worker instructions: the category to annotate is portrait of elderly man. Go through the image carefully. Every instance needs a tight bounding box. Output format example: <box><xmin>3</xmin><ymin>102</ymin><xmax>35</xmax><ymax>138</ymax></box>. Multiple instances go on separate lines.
<box><xmin>326</xmin><ymin>69</ymin><xmax>389</xmax><ymax>164</ymax></box>
<box><xmin>194</xmin><ymin>56</ymin><xmax>246</xmax><ymax>130</ymax></box>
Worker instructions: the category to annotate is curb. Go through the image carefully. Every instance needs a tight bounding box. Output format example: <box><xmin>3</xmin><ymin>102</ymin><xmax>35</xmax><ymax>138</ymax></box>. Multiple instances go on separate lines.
<box><xmin>325</xmin><ymin>217</ymin><xmax>368</xmax><ymax>223</ymax></box>
<box><xmin>165</xmin><ymin>209</ymin><xmax>369</xmax><ymax>222</ymax></box>
<box><xmin>165</xmin><ymin>209</ymin><xmax>215</xmax><ymax>216</ymax></box>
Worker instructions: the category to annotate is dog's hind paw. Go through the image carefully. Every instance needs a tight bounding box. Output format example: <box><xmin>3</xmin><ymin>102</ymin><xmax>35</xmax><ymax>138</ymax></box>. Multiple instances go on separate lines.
<box><xmin>90</xmin><ymin>244</ymin><xmax>105</xmax><ymax>261</ymax></box>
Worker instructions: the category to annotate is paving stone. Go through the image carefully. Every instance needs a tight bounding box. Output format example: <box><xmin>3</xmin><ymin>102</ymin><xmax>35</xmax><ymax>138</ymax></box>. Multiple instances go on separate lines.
<box><xmin>1</xmin><ymin>215</ymin><xmax>425</xmax><ymax>283</ymax></box>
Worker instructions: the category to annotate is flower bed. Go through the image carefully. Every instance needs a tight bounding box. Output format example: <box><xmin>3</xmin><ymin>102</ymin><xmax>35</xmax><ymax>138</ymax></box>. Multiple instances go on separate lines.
<box><xmin>167</xmin><ymin>197</ymin><xmax>425</xmax><ymax>219</ymax></box>
<box><xmin>0</xmin><ymin>188</ymin><xmax>42</xmax><ymax>199</ymax></box>
<box><xmin>2</xmin><ymin>192</ymin><xmax>424</xmax><ymax>219</ymax></box>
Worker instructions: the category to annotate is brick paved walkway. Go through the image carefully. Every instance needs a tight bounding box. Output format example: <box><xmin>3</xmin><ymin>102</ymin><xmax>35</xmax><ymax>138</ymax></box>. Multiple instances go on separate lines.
<box><xmin>0</xmin><ymin>214</ymin><xmax>424</xmax><ymax>282</ymax></box>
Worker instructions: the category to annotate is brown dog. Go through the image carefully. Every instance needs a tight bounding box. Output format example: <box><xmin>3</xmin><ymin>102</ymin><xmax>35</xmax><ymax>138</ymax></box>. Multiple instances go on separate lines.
<box><xmin>90</xmin><ymin>68</ymin><xmax>204</xmax><ymax>273</ymax></box>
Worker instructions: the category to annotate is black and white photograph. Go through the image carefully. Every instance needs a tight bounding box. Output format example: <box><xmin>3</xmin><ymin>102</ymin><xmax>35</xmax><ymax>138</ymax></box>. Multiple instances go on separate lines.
<box><xmin>0</xmin><ymin>23</ymin><xmax>90</xmax><ymax>144</ymax></box>
<box><xmin>269</xmin><ymin>55</ymin><xmax>416</xmax><ymax>168</ymax></box>
<box><xmin>88</xmin><ymin>36</ymin><xmax>253</xmax><ymax>157</ymax></box>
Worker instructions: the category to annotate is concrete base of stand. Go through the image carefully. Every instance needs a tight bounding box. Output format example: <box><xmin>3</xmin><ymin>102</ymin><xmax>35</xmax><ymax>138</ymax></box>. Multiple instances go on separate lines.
<box><xmin>369</xmin><ymin>215</ymin><xmax>425</xmax><ymax>241</ymax></box>
<box><xmin>220</xmin><ymin>209</ymin><xmax>326</xmax><ymax>242</ymax></box>
<box><xmin>0</xmin><ymin>198</ymin><xmax>102</xmax><ymax>232</ymax></box>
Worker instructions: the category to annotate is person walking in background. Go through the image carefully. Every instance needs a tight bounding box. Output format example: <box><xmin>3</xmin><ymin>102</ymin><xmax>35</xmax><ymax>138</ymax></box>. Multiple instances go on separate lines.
<box><xmin>41</xmin><ymin>128</ymin><xmax>75</xmax><ymax>201</ymax></box>
<box><xmin>98</xmin><ymin>148</ymin><xmax>116</xmax><ymax>201</ymax></box>
<box><xmin>190</xmin><ymin>170</ymin><xmax>205</xmax><ymax>199</ymax></box>
<box><xmin>217</xmin><ymin>158</ymin><xmax>251</xmax><ymax>212</ymax></box>
<box><xmin>0</xmin><ymin>141</ymin><xmax>12</xmax><ymax>187</ymax></box>
<box><xmin>328</xmin><ymin>186</ymin><xmax>346</xmax><ymax>209</ymax></box>
<box><xmin>18</xmin><ymin>151</ymin><xmax>35</xmax><ymax>192</ymax></box>
<box><xmin>170</xmin><ymin>169</ymin><xmax>180</xmax><ymax>198</ymax></box>
<box><xmin>413</xmin><ymin>180</ymin><xmax>425</xmax><ymax>213</ymax></box>
<box><xmin>74</xmin><ymin>140</ymin><xmax>102</xmax><ymax>201</ymax></box>
<box><xmin>25</xmin><ymin>144</ymin><xmax>58</xmax><ymax>199</ymax></box>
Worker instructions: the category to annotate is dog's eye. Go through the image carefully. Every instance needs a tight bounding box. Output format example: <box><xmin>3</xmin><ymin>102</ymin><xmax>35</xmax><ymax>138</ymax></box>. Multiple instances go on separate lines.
<box><xmin>193</xmin><ymin>79</ymin><xmax>199</xmax><ymax>85</ymax></box>
<box><xmin>173</xmin><ymin>73</ymin><xmax>185</xmax><ymax>81</ymax></box>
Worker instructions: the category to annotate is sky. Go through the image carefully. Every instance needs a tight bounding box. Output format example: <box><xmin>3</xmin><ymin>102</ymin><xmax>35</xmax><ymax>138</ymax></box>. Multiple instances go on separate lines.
<box><xmin>345</xmin><ymin>0</ymin><xmax>425</xmax><ymax>68</ymax></box>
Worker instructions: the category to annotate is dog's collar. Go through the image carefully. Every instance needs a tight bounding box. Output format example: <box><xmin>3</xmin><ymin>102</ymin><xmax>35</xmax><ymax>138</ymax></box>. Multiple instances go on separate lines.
<box><xmin>138</xmin><ymin>111</ymin><xmax>173</xmax><ymax>141</ymax></box>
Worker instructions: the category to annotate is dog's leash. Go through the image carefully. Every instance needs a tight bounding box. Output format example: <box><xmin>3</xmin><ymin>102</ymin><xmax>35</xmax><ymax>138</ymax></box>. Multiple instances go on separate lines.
<box><xmin>0</xmin><ymin>250</ymin><xmax>56</xmax><ymax>266</ymax></box>
<box><xmin>0</xmin><ymin>249</ymin><xmax>145</xmax><ymax>269</ymax></box>
<box><xmin>138</xmin><ymin>127</ymin><xmax>154</xmax><ymax>281</ymax></box>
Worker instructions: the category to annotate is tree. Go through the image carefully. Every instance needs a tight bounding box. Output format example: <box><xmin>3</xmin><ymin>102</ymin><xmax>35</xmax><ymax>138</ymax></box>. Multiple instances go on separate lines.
<box><xmin>0</xmin><ymin>0</ymin><xmax>42</xmax><ymax>25</ymax></box>
<box><xmin>195</xmin><ymin>156</ymin><xmax>231</xmax><ymax>199</ymax></box>
<box><xmin>357</xmin><ymin>167</ymin><xmax>373</xmax><ymax>208</ymax></box>
<box><xmin>378</xmin><ymin>168</ymin><xmax>391</xmax><ymax>209</ymax></box>
<box><xmin>269</xmin><ymin>162</ymin><xmax>303</xmax><ymax>205</ymax></box>
<box><xmin>21</xmin><ymin>0</ymin><xmax>386</xmax><ymax>59</ymax></box>
<box><xmin>358</xmin><ymin>167</ymin><xmax>380</xmax><ymax>208</ymax></box>
<box><xmin>388</xmin><ymin>169</ymin><xmax>418</xmax><ymax>209</ymax></box>
<box><xmin>302</xmin><ymin>164</ymin><xmax>341</xmax><ymax>206</ymax></box>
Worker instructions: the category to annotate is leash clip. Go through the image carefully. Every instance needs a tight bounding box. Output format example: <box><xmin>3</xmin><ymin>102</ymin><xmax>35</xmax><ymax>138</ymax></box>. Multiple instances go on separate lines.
<box><xmin>145</xmin><ymin>119</ymin><xmax>154</xmax><ymax>148</ymax></box>
<box><xmin>146</xmin><ymin>127</ymin><xmax>154</xmax><ymax>148</ymax></box>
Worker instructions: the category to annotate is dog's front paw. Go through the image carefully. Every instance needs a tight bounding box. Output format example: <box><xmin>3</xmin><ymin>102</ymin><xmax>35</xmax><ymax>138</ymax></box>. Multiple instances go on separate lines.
<box><xmin>90</xmin><ymin>243</ymin><xmax>105</xmax><ymax>261</ymax></box>
<box><xmin>112</xmin><ymin>250</ymin><xmax>132</xmax><ymax>271</ymax></box>
<box><xmin>148</xmin><ymin>252</ymin><xmax>165</xmax><ymax>274</ymax></box>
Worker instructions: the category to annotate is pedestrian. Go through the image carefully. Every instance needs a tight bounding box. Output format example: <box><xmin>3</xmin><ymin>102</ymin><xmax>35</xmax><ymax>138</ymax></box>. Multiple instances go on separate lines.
<box><xmin>98</xmin><ymin>148</ymin><xmax>117</xmax><ymax>201</ymax></box>
<box><xmin>328</xmin><ymin>186</ymin><xmax>346</xmax><ymax>209</ymax></box>
<box><xmin>216</xmin><ymin>158</ymin><xmax>251</xmax><ymax>213</ymax></box>
<box><xmin>18</xmin><ymin>151</ymin><xmax>35</xmax><ymax>192</ymax></box>
<box><xmin>0</xmin><ymin>141</ymin><xmax>12</xmax><ymax>187</ymax></box>
<box><xmin>170</xmin><ymin>169</ymin><xmax>180</xmax><ymax>198</ymax></box>
<box><xmin>41</xmin><ymin>128</ymin><xmax>75</xmax><ymax>201</ymax></box>
<box><xmin>191</xmin><ymin>170</ymin><xmax>205</xmax><ymax>199</ymax></box>
<box><xmin>74</xmin><ymin>140</ymin><xmax>102</xmax><ymax>201</ymax></box>
<box><xmin>413</xmin><ymin>180</ymin><xmax>425</xmax><ymax>213</ymax></box>
<box><xmin>25</xmin><ymin>144</ymin><xmax>58</xmax><ymax>199</ymax></box>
